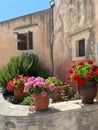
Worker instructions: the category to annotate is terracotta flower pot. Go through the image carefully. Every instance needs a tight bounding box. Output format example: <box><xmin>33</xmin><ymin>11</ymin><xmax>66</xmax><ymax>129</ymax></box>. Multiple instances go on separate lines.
<box><xmin>95</xmin><ymin>84</ymin><xmax>98</xmax><ymax>101</ymax></box>
<box><xmin>14</xmin><ymin>86</ymin><xmax>26</xmax><ymax>100</ymax></box>
<box><xmin>78</xmin><ymin>82</ymin><xmax>97</xmax><ymax>104</ymax></box>
<box><xmin>34</xmin><ymin>94</ymin><xmax>49</xmax><ymax>111</ymax></box>
<box><xmin>53</xmin><ymin>86</ymin><xmax>69</xmax><ymax>101</ymax></box>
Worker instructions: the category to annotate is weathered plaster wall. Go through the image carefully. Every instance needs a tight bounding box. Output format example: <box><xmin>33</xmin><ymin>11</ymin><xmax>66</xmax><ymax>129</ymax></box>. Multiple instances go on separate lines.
<box><xmin>0</xmin><ymin>28</ymin><xmax>16</xmax><ymax>66</ymax></box>
<box><xmin>53</xmin><ymin>0</ymin><xmax>94</xmax><ymax>81</ymax></box>
<box><xmin>94</xmin><ymin>0</ymin><xmax>98</xmax><ymax>64</ymax></box>
<box><xmin>0</xmin><ymin>9</ymin><xmax>52</xmax><ymax>74</ymax></box>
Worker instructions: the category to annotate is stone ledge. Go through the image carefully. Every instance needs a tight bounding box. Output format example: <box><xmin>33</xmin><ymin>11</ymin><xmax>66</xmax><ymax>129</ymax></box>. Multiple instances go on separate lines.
<box><xmin>0</xmin><ymin>91</ymin><xmax>98</xmax><ymax>130</ymax></box>
<box><xmin>0</xmin><ymin>92</ymin><xmax>98</xmax><ymax>116</ymax></box>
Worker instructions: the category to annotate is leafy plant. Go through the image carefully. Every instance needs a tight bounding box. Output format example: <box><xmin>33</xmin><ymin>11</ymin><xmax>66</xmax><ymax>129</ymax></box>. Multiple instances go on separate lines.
<box><xmin>66</xmin><ymin>60</ymin><xmax>98</xmax><ymax>86</ymax></box>
<box><xmin>0</xmin><ymin>53</ymin><xmax>49</xmax><ymax>88</ymax></box>
<box><xmin>0</xmin><ymin>67</ymin><xmax>11</xmax><ymax>87</ymax></box>
<box><xmin>6</xmin><ymin>75</ymin><xmax>29</xmax><ymax>92</ymax></box>
<box><xmin>24</xmin><ymin>76</ymin><xmax>55</xmax><ymax>99</ymax></box>
<box><xmin>22</xmin><ymin>96</ymin><xmax>34</xmax><ymax>105</ymax></box>
<box><xmin>45</xmin><ymin>76</ymin><xmax>63</xmax><ymax>87</ymax></box>
<box><xmin>11</xmin><ymin>97</ymin><xmax>22</xmax><ymax>104</ymax></box>
<box><xmin>61</xmin><ymin>86</ymin><xmax>75</xmax><ymax>101</ymax></box>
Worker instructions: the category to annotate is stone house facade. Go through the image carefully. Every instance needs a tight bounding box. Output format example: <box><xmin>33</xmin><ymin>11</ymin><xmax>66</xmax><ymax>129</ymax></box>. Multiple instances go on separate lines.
<box><xmin>0</xmin><ymin>0</ymin><xmax>98</xmax><ymax>81</ymax></box>
<box><xmin>0</xmin><ymin>9</ymin><xmax>52</xmax><ymax>74</ymax></box>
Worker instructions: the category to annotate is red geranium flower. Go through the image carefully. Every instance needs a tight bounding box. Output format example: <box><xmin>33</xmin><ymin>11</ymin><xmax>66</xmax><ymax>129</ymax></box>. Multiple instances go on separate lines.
<box><xmin>89</xmin><ymin>70</ymin><xmax>94</xmax><ymax>75</ymax></box>
<box><xmin>73</xmin><ymin>73</ymin><xmax>80</xmax><ymax>81</ymax></box>
<box><xmin>95</xmin><ymin>68</ymin><xmax>98</xmax><ymax>76</ymax></box>
<box><xmin>78</xmin><ymin>61</ymin><xmax>84</xmax><ymax>65</ymax></box>
<box><xmin>67</xmin><ymin>74</ymin><xmax>70</xmax><ymax>80</ymax></box>
<box><xmin>66</xmin><ymin>74</ymin><xmax>70</xmax><ymax>83</ymax></box>
<box><xmin>72</xmin><ymin>64</ymin><xmax>76</xmax><ymax>68</ymax></box>
<box><xmin>87</xmin><ymin>60</ymin><xmax>93</xmax><ymax>64</ymax></box>
<box><xmin>66</xmin><ymin>60</ymin><xmax>98</xmax><ymax>86</ymax></box>
<box><xmin>6</xmin><ymin>74</ymin><xmax>29</xmax><ymax>92</ymax></box>
<box><xmin>68</xmin><ymin>69</ymin><xmax>73</xmax><ymax>73</ymax></box>
<box><xmin>86</xmin><ymin>74</ymin><xmax>91</xmax><ymax>80</ymax></box>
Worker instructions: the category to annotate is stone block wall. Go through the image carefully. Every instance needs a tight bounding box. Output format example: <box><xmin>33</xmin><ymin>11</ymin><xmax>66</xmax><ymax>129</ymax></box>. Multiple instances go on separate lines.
<box><xmin>0</xmin><ymin>89</ymin><xmax>98</xmax><ymax>130</ymax></box>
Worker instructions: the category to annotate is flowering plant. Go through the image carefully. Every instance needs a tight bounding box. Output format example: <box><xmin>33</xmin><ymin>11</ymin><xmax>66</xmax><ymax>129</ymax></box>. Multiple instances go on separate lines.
<box><xmin>45</xmin><ymin>76</ymin><xmax>63</xmax><ymax>87</ymax></box>
<box><xmin>6</xmin><ymin>75</ymin><xmax>29</xmax><ymax>92</ymax></box>
<box><xmin>24</xmin><ymin>76</ymin><xmax>55</xmax><ymax>99</ymax></box>
<box><xmin>66</xmin><ymin>60</ymin><xmax>98</xmax><ymax>86</ymax></box>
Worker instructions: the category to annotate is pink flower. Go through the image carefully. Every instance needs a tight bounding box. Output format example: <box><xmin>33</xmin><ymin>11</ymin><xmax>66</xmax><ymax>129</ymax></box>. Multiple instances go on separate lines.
<box><xmin>24</xmin><ymin>81</ymin><xmax>33</xmax><ymax>87</ymax></box>
<box><xmin>27</xmin><ymin>77</ymin><xmax>35</xmax><ymax>82</ymax></box>
<box><xmin>29</xmin><ymin>105</ymin><xmax>36</xmax><ymax>112</ymax></box>
<box><xmin>41</xmin><ymin>91</ymin><xmax>47</xmax><ymax>97</ymax></box>
<box><xmin>31</xmin><ymin>94</ymin><xmax>36</xmax><ymax>100</ymax></box>
<box><xmin>48</xmin><ymin>83</ymin><xmax>55</xmax><ymax>91</ymax></box>
<box><xmin>23</xmin><ymin>76</ymin><xmax>63</xmax><ymax>98</ymax></box>
<box><xmin>23</xmin><ymin>88</ymin><xmax>28</xmax><ymax>93</ymax></box>
<box><xmin>33</xmin><ymin>77</ymin><xmax>44</xmax><ymax>83</ymax></box>
<box><xmin>33</xmin><ymin>81</ymin><xmax>47</xmax><ymax>88</ymax></box>
<box><xmin>51</xmin><ymin>76</ymin><xmax>56</xmax><ymax>80</ymax></box>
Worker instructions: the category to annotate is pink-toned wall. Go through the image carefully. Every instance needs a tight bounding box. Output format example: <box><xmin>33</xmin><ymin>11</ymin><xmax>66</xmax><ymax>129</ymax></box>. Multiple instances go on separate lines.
<box><xmin>0</xmin><ymin>28</ymin><xmax>17</xmax><ymax>66</ymax></box>
<box><xmin>53</xmin><ymin>0</ymin><xmax>95</xmax><ymax>81</ymax></box>
<box><xmin>0</xmin><ymin>9</ymin><xmax>52</xmax><ymax>75</ymax></box>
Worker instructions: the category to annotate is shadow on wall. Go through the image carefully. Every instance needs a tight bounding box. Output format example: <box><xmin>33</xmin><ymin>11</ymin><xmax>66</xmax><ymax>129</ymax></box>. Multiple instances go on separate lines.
<box><xmin>56</xmin><ymin>57</ymin><xmax>72</xmax><ymax>82</ymax></box>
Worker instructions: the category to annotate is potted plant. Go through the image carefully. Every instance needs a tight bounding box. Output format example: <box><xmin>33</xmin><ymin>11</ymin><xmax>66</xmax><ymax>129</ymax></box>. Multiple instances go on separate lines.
<box><xmin>45</xmin><ymin>76</ymin><xmax>69</xmax><ymax>101</ymax></box>
<box><xmin>6</xmin><ymin>75</ymin><xmax>29</xmax><ymax>100</ymax></box>
<box><xmin>66</xmin><ymin>60</ymin><xmax>98</xmax><ymax>104</ymax></box>
<box><xmin>24</xmin><ymin>76</ymin><xmax>55</xmax><ymax>111</ymax></box>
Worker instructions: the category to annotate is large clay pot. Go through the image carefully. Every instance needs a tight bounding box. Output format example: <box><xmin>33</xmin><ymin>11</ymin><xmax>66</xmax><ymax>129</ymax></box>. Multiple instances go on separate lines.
<box><xmin>78</xmin><ymin>82</ymin><xmax>97</xmax><ymax>104</ymax></box>
<box><xmin>95</xmin><ymin>84</ymin><xmax>98</xmax><ymax>101</ymax></box>
<box><xmin>34</xmin><ymin>94</ymin><xmax>49</xmax><ymax>111</ymax></box>
<box><xmin>14</xmin><ymin>86</ymin><xmax>26</xmax><ymax>100</ymax></box>
<box><xmin>53</xmin><ymin>86</ymin><xmax>69</xmax><ymax>101</ymax></box>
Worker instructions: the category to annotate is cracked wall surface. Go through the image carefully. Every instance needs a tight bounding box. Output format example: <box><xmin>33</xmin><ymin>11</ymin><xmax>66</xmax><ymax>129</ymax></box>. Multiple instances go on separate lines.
<box><xmin>53</xmin><ymin>0</ymin><xmax>95</xmax><ymax>81</ymax></box>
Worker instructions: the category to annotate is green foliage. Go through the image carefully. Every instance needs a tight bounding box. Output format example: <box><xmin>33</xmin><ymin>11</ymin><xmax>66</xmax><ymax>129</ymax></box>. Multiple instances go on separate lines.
<box><xmin>61</xmin><ymin>86</ymin><xmax>75</xmax><ymax>101</ymax></box>
<box><xmin>10</xmin><ymin>96</ymin><xmax>34</xmax><ymax>105</ymax></box>
<box><xmin>45</xmin><ymin>76</ymin><xmax>63</xmax><ymax>86</ymax></box>
<box><xmin>7</xmin><ymin>56</ymin><xmax>19</xmax><ymax>79</ymax></box>
<box><xmin>74</xmin><ymin>63</ymin><xmax>92</xmax><ymax>79</ymax></box>
<box><xmin>0</xmin><ymin>67</ymin><xmax>11</xmax><ymax>87</ymax></box>
<box><xmin>67</xmin><ymin>60</ymin><xmax>98</xmax><ymax>85</ymax></box>
<box><xmin>0</xmin><ymin>53</ymin><xmax>49</xmax><ymax>88</ymax></box>
<box><xmin>22</xmin><ymin>96</ymin><xmax>34</xmax><ymax>105</ymax></box>
<box><xmin>11</xmin><ymin>97</ymin><xmax>22</xmax><ymax>104</ymax></box>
